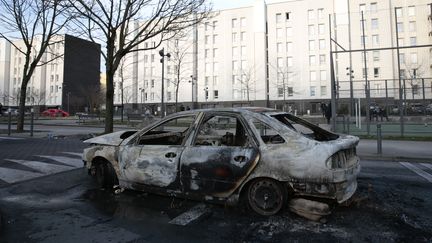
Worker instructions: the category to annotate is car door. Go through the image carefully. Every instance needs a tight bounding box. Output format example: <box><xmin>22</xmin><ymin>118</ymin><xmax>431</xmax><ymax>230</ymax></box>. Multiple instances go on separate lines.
<box><xmin>118</xmin><ymin>115</ymin><xmax>196</xmax><ymax>189</ymax></box>
<box><xmin>180</xmin><ymin>113</ymin><xmax>259</xmax><ymax>197</ymax></box>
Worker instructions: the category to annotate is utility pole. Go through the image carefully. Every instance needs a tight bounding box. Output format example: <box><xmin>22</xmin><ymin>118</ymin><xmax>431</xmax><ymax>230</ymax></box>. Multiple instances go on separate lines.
<box><xmin>159</xmin><ymin>48</ymin><xmax>171</xmax><ymax>118</ymax></box>
<box><xmin>361</xmin><ymin>11</ymin><xmax>371</xmax><ymax>135</ymax></box>
<box><xmin>394</xmin><ymin>7</ymin><xmax>404</xmax><ymax>137</ymax></box>
<box><xmin>329</xmin><ymin>14</ymin><xmax>337</xmax><ymax>132</ymax></box>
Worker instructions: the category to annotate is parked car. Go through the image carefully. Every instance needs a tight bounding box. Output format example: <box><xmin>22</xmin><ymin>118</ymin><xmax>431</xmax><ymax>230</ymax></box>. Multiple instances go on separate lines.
<box><xmin>41</xmin><ymin>108</ymin><xmax>70</xmax><ymax>117</ymax></box>
<box><xmin>426</xmin><ymin>104</ymin><xmax>432</xmax><ymax>115</ymax></box>
<box><xmin>82</xmin><ymin>108</ymin><xmax>360</xmax><ymax>216</ymax></box>
<box><xmin>408</xmin><ymin>103</ymin><xmax>425</xmax><ymax>115</ymax></box>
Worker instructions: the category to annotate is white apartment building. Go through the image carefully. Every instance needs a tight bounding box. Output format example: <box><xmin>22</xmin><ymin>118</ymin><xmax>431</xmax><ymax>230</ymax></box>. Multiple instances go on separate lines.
<box><xmin>116</xmin><ymin>0</ymin><xmax>432</xmax><ymax>114</ymax></box>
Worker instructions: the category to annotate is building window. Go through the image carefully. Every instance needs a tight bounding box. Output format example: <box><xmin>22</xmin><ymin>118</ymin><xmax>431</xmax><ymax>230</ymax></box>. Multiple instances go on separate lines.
<box><xmin>398</xmin><ymin>38</ymin><xmax>404</xmax><ymax>46</ymax></box>
<box><xmin>310</xmin><ymin>71</ymin><xmax>316</xmax><ymax>81</ymax></box>
<box><xmin>205</xmin><ymin>49</ymin><xmax>209</xmax><ymax>58</ymax></box>
<box><xmin>232</xmin><ymin>18</ymin><xmax>238</xmax><ymax>28</ymax></box>
<box><xmin>151</xmin><ymin>54</ymin><xmax>155</xmax><ymax>62</ymax></box>
<box><xmin>167</xmin><ymin>92</ymin><xmax>172</xmax><ymax>101</ymax></box>
<box><xmin>319</xmin><ymin>39</ymin><xmax>325</xmax><ymax>49</ymax></box>
<box><xmin>287</xmin><ymin>42</ymin><xmax>292</xmax><ymax>53</ymax></box>
<box><xmin>151</xmin><ymin>79</ymin><xmax>155</xmax><ymax>88</ymax></box>
<box><xmin>318</xmin><ymin>24</ymin><xmax>325</xmax><ymax>35</ymax></box>
<box><xmin>410</xmin><ymin>37</ymin><xmax>417</xmax><ymax>46</ymax></box>
<box><xmin>309</xmin><ymin>55</ymin><xmax>316</xmax><ymax>65</ymax></box>
<box><xmin>373</xmin><ymin>51</ymin><xmax>380</xmax><ymax>61</ymax></box>
<box><xmin>287</xmin><ymin>57</ymin><xmax>293</xmax><ymax>67</ymax></box>
<box><xmin>277</xmin><ymin>42</ymin><xmax>283</xmax><ymax>52</ymax></box>
<box><xmin>213</xmin><ymin>21</ymin><xmax>217</xmax><ymax>30</ymax></box>
<box><xmin>308</xmin><ymin>25</ymin><xmax>315</xmax><ymax>36</ymax></box>
<box><xmin>213</xmin><ymin>35</ymin><xmax>218</xmax><ymax>43</ymax></box>
<box><xmin>214</xmin><ymin>90</ymin><xmax>219</xmax><ymax>99</ymax></box>
<box><xmin>232</xmin><ymin>60</ymin><xmax>238</xmax><ymax>70</ymax></box>
<box><xmin>409</xmin><ymin>21</ymin><xmax>416</xmax><ymax>32</ymax></box>
<box><xmin>276</xmin><ymin>13</ymin><xmax>282</xmax><ymax>23</ymax></box>
<box><xmin>396</xmin><ymin>7</ymin><xmax>403</xmax><ymax>18</ymax></box>
<box><xmin>144</xmin><ymin>55</ymin><xmax>148</xmax><ymax>63</ymax></box>
<box><xmin>309</xmin><ymin>40</ymin><xmax>315</xmax><ymax>51</ymax></box>
<box><xmin>371</xmin><ymin>18</ymin><xmax>378</xmax><ymax>29</ymax></box>
<box><xmin>362</xmin><ymin>68</ymin><xmax>367</xmax><ymax>78</ymax></box>
<box><xmin>232</xmin><ymin>47</ymin><xmax>238</xmax><ymax>56</ymax></box>
<box><xmin>310</xmin><ymin>86</ymin><xmax>316</xmax><ymax>96</ymax></box>
<box><xmin>278</xmin><ymin>88</ymin><xmax>284</xmax><ymax>97</ymax></box>
<box><xmin>288</xmin><ymin>87</ymin><xmax>293</xmax><ymax>96</ymax></box>
<box><xmin>308</xmin><ymin>10</ymin><xmax>314</xmax><ymax>20</ymax></box>
<box><xmin>397</xmin><ymin>22</ymin><xmax>403</xmax><ymax>33</ymax></box>
<box><xmin>213</xmin><ymin>48</ymin><xmax>218</xmax><ymax>58</ymax></box>
<box><xmin>319</xmin><ymin>54</ymin><xmax>326</xmax><ymax>65</ymax></box>
<box><xmin>399</xmin><ymin>53</ymin><xmax>405</xmax><ymax>64</ymax></box>
<box><xmin>213</xmin><ymin>76</ymin><xmax>218</xmax><ymax>86</ymax></box>
<box><xmin>374</xmin><ymin>68</ymin><xmax>380</xmax><ymax>78</ymax></box>
<box><xmin>286</xmin><ymin>27</ymin><xmax>293</xmax><ymax>37</ymax></box>
<box><xmin>205</xmin><ymin>76</ymin><xmax>209</xmax><ymax>86</ymax></box>
<box><xmin>408</xmin><ymin>6</ymin><xmax>415</xmax><ymax>16</ymax></box>
<box><xmin>361</xmin><ymin>35</ymin><xmax>367</xmax><ymax>46</ymax></box>
<box><xmin>372</xmin><ymin>35</ymin><xmax>379</xmax><ymax>46</ymax></box>
<box><xmin>320</xmin><ymin>70</ymin><xmax>327</xmax><ymax>80</ymax></box>
<box><xmin>240</xmin><ymin>17</ymin><xmax>246</xmax><ymax>27</ymax></box>
<box><xmin>241</xmin><ymin>46</ymin><xmax>246</xmax><ymax>56</ymax></box>
<box><xmin>213</xmin><ymin>62</ymin><xmax>219</xmax><ymax>72</ymax></box>
<box><xmin>205</xmin><ymin>22</ymin><xmax>209</xmax><ymax>31</ymax></box>
<box><xmin>276</xmin><ymin>28</ymin><xmax>283</xmax><ymax>38</ymax></box>
<box><xmin>360</xmin><ymin>19</ymin><xmax>366</xmax><ymax>29</ymax></box>
<box><xmin>232</xmin><ymin>32</ymin><xmax>237</xmax><ymax>42</ymax></box>
<box><xmin>370</xmin><ymin>3</ymin><xmax>377</xmax><ymax>13</ymax></box>
<box><xmin>320</xmin><ymin>86</ymin><xmax>327</xmax><ymax>96</ymax></box>
<box><xmin>318</xmin><ymin>8</ymin><xmax>324</xmax><ymax>19</ymax></box>
<box><xmin>241</xmin><ymin>32</ymin><xmax>246</xmax><ymax>41</ymax></box>
<box><xmin>151</xmin><ymin>92</ymin><xmax>154</xmax><ymax>101</ymax></box>
<box><xmin>205</xmin><ymin>35</ymin><xmax>210</xmax><ymax>44</ymax></box>
<box><xmin>277</xmin><ymin>57</ymin><xmax>283</xmax><ymax>68</ymax></box>
<box><xmin>285</xmin><ymin>12</ymin><xmax>291</xmax><ymax>20</ymax></box>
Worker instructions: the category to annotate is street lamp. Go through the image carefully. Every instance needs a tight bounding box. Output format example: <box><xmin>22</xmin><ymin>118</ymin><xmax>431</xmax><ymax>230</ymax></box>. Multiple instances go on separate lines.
<box><xmin>189</xmin><ymin>75</ymin><xmax>196</xmax><ymax>109</ymax></box>
<box><xmin>159</xmin><ymin>48</ymin><xmax>171</xmax><ymax>118</ymax></box>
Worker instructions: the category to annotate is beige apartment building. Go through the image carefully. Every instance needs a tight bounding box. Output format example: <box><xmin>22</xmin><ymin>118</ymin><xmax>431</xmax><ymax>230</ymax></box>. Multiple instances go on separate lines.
<box><xmin>116</xmin><ymin>0</ymin><xmax>432</xmax><ymax>115</ymax></box>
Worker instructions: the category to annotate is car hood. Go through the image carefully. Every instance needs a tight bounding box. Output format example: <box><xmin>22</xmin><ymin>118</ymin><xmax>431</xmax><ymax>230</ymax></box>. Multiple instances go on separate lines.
<box><xmin>83</xmin><ymin>130</ymin><xmax>138</xmax><ymax>146</ymax></box>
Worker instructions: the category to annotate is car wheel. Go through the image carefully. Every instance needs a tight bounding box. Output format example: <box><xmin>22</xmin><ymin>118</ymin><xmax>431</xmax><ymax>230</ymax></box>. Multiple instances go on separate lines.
<box><xmin>247</xmin><ymin>178</ymin><xmax>286</xmax><ymax>216</ymax></box>
<box><xmin>95</xmin><ymin>162</ymin><xmax>118</xmax><ymax>189</ymax></box>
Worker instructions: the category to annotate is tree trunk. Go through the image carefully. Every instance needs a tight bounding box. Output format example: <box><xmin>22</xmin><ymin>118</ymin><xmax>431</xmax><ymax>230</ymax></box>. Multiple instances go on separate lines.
<box><xmin>16</xmin><ymin>76</ymin><xmax>30</xmax><ymax>132</ymax></box>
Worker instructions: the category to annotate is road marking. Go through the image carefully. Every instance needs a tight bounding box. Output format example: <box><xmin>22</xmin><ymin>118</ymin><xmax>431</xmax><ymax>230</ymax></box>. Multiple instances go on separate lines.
<box><xmin>0</xmin><ymin>136</ymin><xmax>24</xmax><ymax>140</ymax></box>
<box><xmin>421</xmin><ymin>163</ymin><xmax>432</xmax><ymax>171</ymax></box>
<box><xmin>0</xmin><ymin>167</ymin><xmax>42</xmax><ymax>183</ymax></box>
<box><xmin>400</xmin><ymin>162</ymin><xmax>432</xmax><ymax>183</ymax></box>
<box><xmin>5</xmin><ymin>159</ymin><xmax>72</xmax><ymax>175</ymax></box>
<box><xmin>36</xmin><ymin>155</ymin><xmax>83</xmax><ymax>168</ymax></box>
<box><xmin>61</xmin><ymin>152</ymin><xmax>83</xmax><ymax>157</ymax></box>
<box><xmin>168</xmin><ymin>203</ymin><xmax>211</xmax><ymax>226</ymax></box>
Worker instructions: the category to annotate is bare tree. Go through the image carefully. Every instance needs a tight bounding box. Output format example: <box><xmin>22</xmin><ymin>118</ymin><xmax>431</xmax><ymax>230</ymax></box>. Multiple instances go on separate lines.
<box><xmin>269</xmin><ymin>64</ymin><xmax>298</xmax><ymax>103</ymax></box>
<box><xmin>68</xmin><ymin>0</ymin><xmax>211</xmax><ymax>133</ymax></box>
<box><xmin>167</xmin><ymin>35</ymin><xmax>193</xmax><ymax>111</ymax></box>
<box><xmin>234</xmin><ymin>67</ymin><xmax>256</xmax><ymax>102</ymax></box>
<box><xmin>0</xmin><ymin>0</ymin><xmax>71</xmax><ymax>131</ymax></box>
<box><xmin>402</xmin><ymin>61</ymin><xmax>426</xmax><ymax>99</ymax></box>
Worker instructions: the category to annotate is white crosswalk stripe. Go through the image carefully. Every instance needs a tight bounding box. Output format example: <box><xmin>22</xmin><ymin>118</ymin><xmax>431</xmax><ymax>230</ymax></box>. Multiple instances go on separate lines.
<box><xmin>0</xmin><ymin>136</ymin><xmax>24</xmax><ymax>141</ymax></box>
<box><xmin>400</xmin><ymin>162</ymin><xmax>432</xmax><ymax>183</ymax></box>
<box><xmin>61</xmin><ymin>152</ymin><xmax>83</xmax><ymax>157</ymax></box>
<box><xmin>0</xmin><ymin>152</ymin><xmax>84</xmax><ymax>184</ymax></box>
<box><xmin>5</xmin><ymin>159</ymin><xmax>72</xmax><ymax>175</ymax></box>
<box><xmin>35</xmin><ymin>155</ymin><xmax>83</xmax><ymax>168</ymax></box>
<box><xmin>0</xmin><ymin>167</ymin><xmax>43</xmax><ymax>183</ymax></box>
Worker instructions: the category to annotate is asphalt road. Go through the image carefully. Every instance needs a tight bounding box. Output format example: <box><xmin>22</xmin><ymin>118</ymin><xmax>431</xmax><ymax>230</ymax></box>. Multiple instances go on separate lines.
<box><xmin>0</xmin><ymin>138</ymin><xmax>431</xmax><ymax>242</ymax></box>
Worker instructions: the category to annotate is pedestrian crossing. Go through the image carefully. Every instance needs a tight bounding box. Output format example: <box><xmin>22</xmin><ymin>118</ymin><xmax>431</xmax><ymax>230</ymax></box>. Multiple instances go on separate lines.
<box><xmin>400</xmin><ymin>162</ymin><xmax>432</xmax><ymax>183</ymax></box>
<box><xmin>0</xmin><ymin>136</ymin><xmax>24</xmax><ymax>141</ymax></box>
<box><xmin>0</xmin><ymin>152</ymin><xmax>83</xmax><ymax>185</ymax></box>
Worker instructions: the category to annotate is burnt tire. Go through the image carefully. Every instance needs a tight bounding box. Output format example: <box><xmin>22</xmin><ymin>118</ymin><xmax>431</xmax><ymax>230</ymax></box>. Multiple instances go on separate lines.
<box><xmin>95</xmin><ymin>162</ymin><xmax>118</xmax><ymax>190</ymax></box>
<box><xmin>247</xmin><ymin>178</ymin><xmax>287</xmax><ymax>216</ymax></box>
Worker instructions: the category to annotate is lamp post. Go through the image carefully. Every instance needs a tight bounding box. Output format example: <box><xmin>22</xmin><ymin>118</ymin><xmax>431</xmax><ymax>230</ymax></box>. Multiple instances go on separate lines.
<box><xmin>66</xmin><ymin>92</ymin><xmax>71</xmax><ymax>114</ymax></box>
<box><xmin>189</xmin><ymin>75</ymin><xmax>196</xmax><ymax>109</ymax></box>
<box><xmin>159</xmin><ymin>48</ymin><xmax>171</xmax><ymax>118</ymax></box>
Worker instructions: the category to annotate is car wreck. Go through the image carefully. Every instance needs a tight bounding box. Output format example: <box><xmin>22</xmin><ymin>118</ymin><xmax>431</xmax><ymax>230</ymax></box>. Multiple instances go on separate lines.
<box><xmin>82</xmin><ymin>107</ymin><xmax>360</xmax><ymax>219</ymax></box>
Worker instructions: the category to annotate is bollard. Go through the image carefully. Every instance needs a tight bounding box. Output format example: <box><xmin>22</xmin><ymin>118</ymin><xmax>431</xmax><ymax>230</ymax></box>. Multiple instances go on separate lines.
<box><xmin>30</xmin><ymin>111</ymin><xmax>34</xmax><ymax>137</ymax></box>
<box><xmin>377</xmin><ymin>124</ymin><xmax>382</xmax><ymax>155</ymax></box>
<box><xmin>7</xmin><ymin>111</ymin><xmax>11</xmax><ymax>136</ymax></box>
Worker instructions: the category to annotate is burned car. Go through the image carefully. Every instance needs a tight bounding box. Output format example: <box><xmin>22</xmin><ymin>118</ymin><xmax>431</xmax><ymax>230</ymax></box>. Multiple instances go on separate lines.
<box><xmin>83</xmin><ymin>108</ymin><xmax>360</xmax><ymax>216</ymax></box>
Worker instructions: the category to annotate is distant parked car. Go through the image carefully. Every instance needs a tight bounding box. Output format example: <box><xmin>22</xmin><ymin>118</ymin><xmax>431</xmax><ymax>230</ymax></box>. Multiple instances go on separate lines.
<box><xmin>0</xmin><ymin>108</ymin><xmax>19</xmax><ymax>116</ymax></box>
<box><xmin>426</xmin><ymin>104</ymin><xmax>432</xmax><ymax>115</ymax></box>
<box><xmin>42</xmin><ymin>108</ymin><xmax>70</xmax><ymax>117</ymax></box>
<box><xmin>408</xmin><ymin>103</ymin><xmax>425</xmax><ymax>115</ymax></box>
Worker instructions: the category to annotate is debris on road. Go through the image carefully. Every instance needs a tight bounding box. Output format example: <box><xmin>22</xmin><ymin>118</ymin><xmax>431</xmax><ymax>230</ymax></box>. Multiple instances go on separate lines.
<box><xmin>288</xmin><ymin>198</ymin><xmax>331</xmax><ymax>221</ymax></box>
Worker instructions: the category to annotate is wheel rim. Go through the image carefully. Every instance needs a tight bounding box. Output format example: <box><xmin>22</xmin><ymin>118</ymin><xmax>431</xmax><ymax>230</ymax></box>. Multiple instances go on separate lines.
<box><xmin>248</xmin><ymin>179</ymin><xmax>284</xmax><ymax>216</ymax></box>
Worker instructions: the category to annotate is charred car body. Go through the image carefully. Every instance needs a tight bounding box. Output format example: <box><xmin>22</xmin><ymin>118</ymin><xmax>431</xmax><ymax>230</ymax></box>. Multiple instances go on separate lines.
<box><xmin>83</xmin><ymin>108</ymin><xmax>360</xmax><ymax>216</ymax></box>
